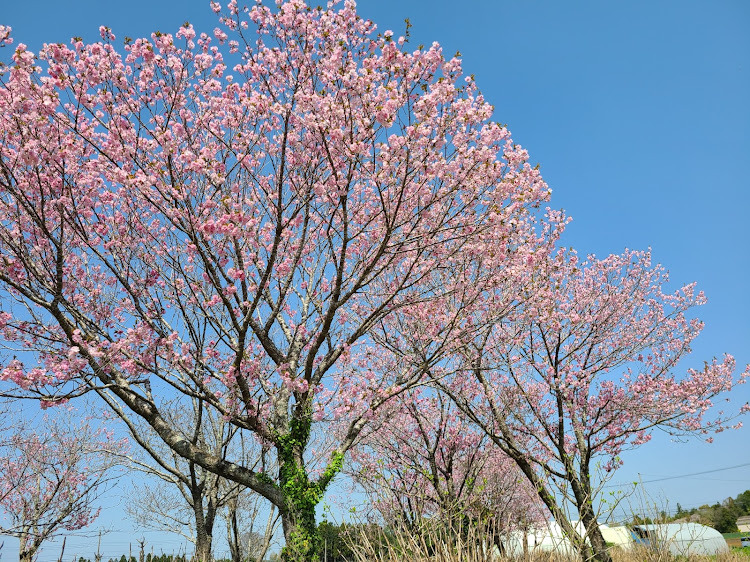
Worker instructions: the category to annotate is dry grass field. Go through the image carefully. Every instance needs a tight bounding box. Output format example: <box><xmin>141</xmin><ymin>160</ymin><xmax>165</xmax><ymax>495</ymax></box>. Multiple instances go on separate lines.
<box><xmin>343</xmin><ymin>520</ymin><xmax>750</xmax><ymax>562</ymax></box>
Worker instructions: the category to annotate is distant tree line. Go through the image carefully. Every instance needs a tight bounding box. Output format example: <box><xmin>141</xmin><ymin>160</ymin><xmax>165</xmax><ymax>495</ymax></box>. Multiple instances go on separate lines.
<box><xmin>103</xmin><ymin>554</ymin><xmax>188</xmax><ymax>562</ymax></box>
<box><xmin>631</xmin><ymin>489</ymin><xmax>750</xmax><ymax>533</ymax></box>
<box><xmin>674</xmin><ymin>489</ymin><xmax>750</xmax><ymax>533</ymax></box>
<box><xmin>96</xmin><ymin>553</ymin><xmax>274</xmax><ymax>562</ymax></box>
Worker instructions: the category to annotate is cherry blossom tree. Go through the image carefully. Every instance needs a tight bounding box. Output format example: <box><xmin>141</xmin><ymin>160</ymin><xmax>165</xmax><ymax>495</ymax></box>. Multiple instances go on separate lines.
<box><xmin>436</xmin><ymin>249</ymin><xmax>750</xmax><ymax>562</ymax></box>
<box><xmin>349</xmin><ymin>388</ymin><xmax>545</xmax><ymax>535</ymax></box>
<box><xmin>0</xmin><ymin>408</ymin><xmax>118</xmax><ymax>562</ymax></box>
<box><xmin>0</xmin><ymin>1</ymin><xmax>551</xmax><ymax>558</ymax></box>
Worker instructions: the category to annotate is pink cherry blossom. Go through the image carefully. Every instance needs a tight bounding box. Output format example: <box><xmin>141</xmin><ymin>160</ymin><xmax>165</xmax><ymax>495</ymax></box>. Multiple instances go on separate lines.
<box><xmin>0</xmin><ymin>1</ymin><xmax>552</xmax><ymax>556</ymax></box>
<box><xmin>423</xmin><ymin>248</ymin><xmax>748</xmax><ymax>562</ymax></box>
<box><xmin>0</xmin><ymin>407</ymin><xmax>119</xmax><ymax>562</ymax></box>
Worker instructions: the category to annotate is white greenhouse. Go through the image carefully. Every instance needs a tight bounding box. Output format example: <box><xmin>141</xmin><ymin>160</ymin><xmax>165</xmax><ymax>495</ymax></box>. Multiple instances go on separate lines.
<box><xmin>599</xmin><ymin>524</ymin><xmax>633</xmax><ymax>550</ymax></box>
<box><xmin>496</xmin><ymin>521</ymin><xmax>729</xmax><ymax>559</ymax></box>
<box><xmin>630</xmin><ymin>523</ymin><xmax>729</xmax><ymax>556</ymax></box>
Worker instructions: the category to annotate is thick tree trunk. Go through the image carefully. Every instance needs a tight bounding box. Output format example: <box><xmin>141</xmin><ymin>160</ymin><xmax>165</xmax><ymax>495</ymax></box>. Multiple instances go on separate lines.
<box><xmin>280</xmin><ymin>503</ymin><xmax>319</xmax><ymax>562</ymax></box>
<box><xmin>278</xmin><ymin>447</ymin><xmax>321</xmax><ymax>562</ymax></box>
<box><xmin>19</xmin><ymin>533</ymin><xmax>44</xmax><ymax>562</ymax></box>
<box><xmin>194</xmin><ymin>529</ymin><xmax>213</xmax><ymax>562</ymax></box>
<box><xmin>274</xmin><ymin>405</ymin><xmax>347</xmax><ymax>562</ymax></box>
<box><xmin>578</xmin><ymin>504</ymin><xmax>612</xmax><ymax>562</ymax></box>
<box><xmin>569</xmin><ymin>463</ymin><xmax>612</xmax><ymax>562</ymax></box>
<box><xmin>588</xmin><ymin>524</ymin><xmax>613</xmax><ymax>562</ymax></box>
<box><xmin>276</xmin><ymin>416</ymin><xmax>325</xmax><ymax>562</ymax></box>
<box><xmin>191</xmin><ymin>488</ymin><xmax>215</xmax><ymax>562</ymax></box>
<box><xmin>187</xmin><ymin>456</ymin><xmax>219</xmax><ymax>562</ymax></box>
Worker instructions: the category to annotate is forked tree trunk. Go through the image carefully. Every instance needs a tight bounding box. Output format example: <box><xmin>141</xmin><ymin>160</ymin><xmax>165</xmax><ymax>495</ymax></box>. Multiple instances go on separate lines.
<box><xmin>194</xmin><ymin>529</ymin><xmax>213</xmax><ymax>562</ymax></box>
<box><xmin>277</xmin><ymin>435</ymin><xmax>323</xmax><ymax>561</ymax></box>
<box><xmin>499</xmin><ymin>447</ymin><xmax>613</xmax><ymax>562</ymax></box>
<box><xmin>19</xmin><ymin>532</ymin><xmax>44</xmax><ymax>562</ymax></box>
<box><xmin>571</xmin><ymin>463</ymin><xmax>613</xmax><ymax>562</ymax></box>
<box><xmin>192</xmin><ymin>487</ymin><xmax>216</xmax><ymax>562</ymax></box>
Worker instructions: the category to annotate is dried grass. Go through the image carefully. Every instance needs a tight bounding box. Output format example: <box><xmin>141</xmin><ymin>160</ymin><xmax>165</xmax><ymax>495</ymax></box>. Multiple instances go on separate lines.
<box><xmin>344</xmin><ymin>517</ymin><xmax>496</xmax><ymax>562</ymax></box>
<box><xmin>610</xmin><ymin>546</ymin><xmax>750</xmax><ymax>562</ymax></box>
<box><xmin>344</xmin><ymin>519</ymin><xmax>750</xmax><ymax>561</ymax></box>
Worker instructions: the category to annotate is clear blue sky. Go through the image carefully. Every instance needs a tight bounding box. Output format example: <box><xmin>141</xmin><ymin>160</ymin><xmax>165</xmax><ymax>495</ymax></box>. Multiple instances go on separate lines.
<box><xmin>2</xmin><ymin>0</ymin><xmax>749</xmax><ymax>557</ymax></box>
